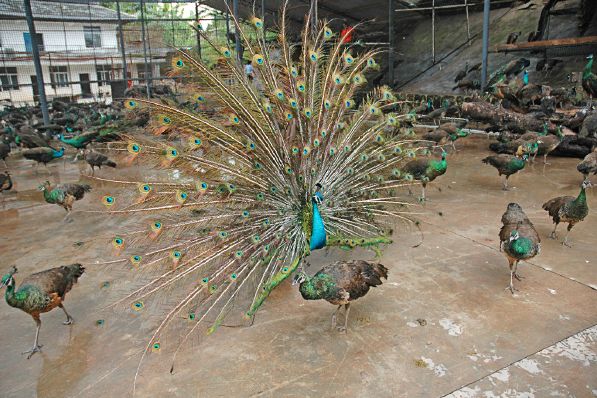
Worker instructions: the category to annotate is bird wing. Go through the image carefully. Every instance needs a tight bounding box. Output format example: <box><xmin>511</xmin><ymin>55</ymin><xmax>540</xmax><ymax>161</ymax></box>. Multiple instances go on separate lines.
<box><xmin>542</xmin><ymin>196</ymin><xmax>574</xmax><ymax>218</ymax></box>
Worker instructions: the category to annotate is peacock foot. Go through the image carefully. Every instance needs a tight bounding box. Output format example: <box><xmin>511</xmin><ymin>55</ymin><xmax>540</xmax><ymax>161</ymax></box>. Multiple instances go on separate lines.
<box><xmin>22</xmin><ymin>344</ymin><xmax>43</xmax><ymax>359</ymax></box>
<box><xmin>336</xmin><ymin>325</ymin><xmax>347</xmax><ymax>333</ymax></box>
<box><xmin>330</xmin><ymin>314</ymin><xmax>337</xmax><ymax>331</ymax></box>
<box><xmin>505</xmin><ymin>285</ymin><xmax>518</xmax><ymax>294</ymax></box>
<box><xmin>514</xmin><ymin>273</ymin><xmax>524</xmax><ymax>281</ymax></box>
<box><xmin>562</xmin><ymin>240</ymin><xmax>572</xmax><ymax>248</ymax></box>
<box><xmin>418</xmin><ymin>197</ymin><xmax>426</xmax><ymax>203</ymax></box>
<box><xmin>63</xmin><ymin>318</ymin><xmax>74</xmax><ymax>325</ymax></box>
<box><xmin>548</xmin><ymin>232</ymin><xmax>557</xmax><ymax>239</ymax></box>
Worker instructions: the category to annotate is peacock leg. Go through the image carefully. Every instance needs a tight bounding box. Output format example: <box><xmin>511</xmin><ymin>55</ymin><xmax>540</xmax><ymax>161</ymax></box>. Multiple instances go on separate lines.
<box><xmin>543</xmin><ymin>153</ymin><xmax>550</xmax><ymax>165</ymax></box>
<box><xmin>331</xmin><ymin>305</ymin><xmax>342</xmax><ymax>330</ymax></box>
<box><xmin>502</xmin><ymin>176</ymin><xmax>509</xmax><ymax>191</ymax></box>
<box><xmin>419</xmin><ymin>183</ymin><xmax>427</xmax><ymax>203</ymax></box>
<box><xmin>513</xmin><ymin>261</ymin><xmax>524</xmax><ymax>281</ymax></box>
<box><xmin>59</xmin><ymin>303</ymin><xmax>74</xmax><ymax>325</ymax></box>
<box><xmin>337</xmin><ymin>303</ymin><xmax>350</xmax><ymax>333</ymax></box>
<box><xmin>22</xmin><ymin>315</ymin><xmax>43</xmax><ymax>359</ymax></box>
<box><xmin>451</xmin><ymin>141</ymin><xmax>456</xmax><ymax>151</ymax></box>
<box><xmin>505</xmin><ymin>258</ymin><xmax>517</xmax><ymax>294</ymax></box>
<box><xmin>562</xmin><ymin>225</ymin><xmax>573</xmax><ymax>247</ymax></box>
<box><xmin>549</xmin><ymin>223</ymin><xmax>558</xmax><ymax>239</ymax></box>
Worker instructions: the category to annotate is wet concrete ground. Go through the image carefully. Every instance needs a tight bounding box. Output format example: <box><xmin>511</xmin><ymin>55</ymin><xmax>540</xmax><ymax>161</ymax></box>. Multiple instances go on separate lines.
<box><xmin>0</xmin><ymin>136</ymin><xmax>595</xmax><ymax>397</ymax></box>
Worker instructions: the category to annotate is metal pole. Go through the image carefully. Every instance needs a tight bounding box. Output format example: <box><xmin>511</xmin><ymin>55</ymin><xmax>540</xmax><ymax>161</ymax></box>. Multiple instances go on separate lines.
<box><xmin>388</xmin><ymin>0</ymin><xmax>395</xmax><ymax>84</ymax></box>
<box><xmin>233</xmin><ymin>0</ymin><xmax>242</xmax><ymax>63</ymax></box>
<box><xmin>261</xmin><ymin>0</ymin><xmax>265</xmax><ymax>21</ymax></box>
<box><xmin>311</xmin><ymin>0</ymin><xmax>318</xmax><ymax>32</ymax></box>
<box><xmin>116</xmin><ymin>1</ymin><xmax>128</xmax><ymax>85</ymax></box>
<box><xmin>480</xmin><ymin>0</ymin><xmax>490</xmax><ymax>91</ymax></box>
<box><xmin>465</xmin><ymin>0</ymin><xmax>471</xmax><ymax>45</ymax></box>
<box><xmin>23</xmin><ymin>0</ymin><xmax>49</xmax><ymax>125</ymax></box>
<box><xmin>225</xmin><ymin>8</ymin><xmax>231</xmax><ymax>47</ymax></box>
<box><xmin>139</xmin><ymin>0</ymin><xmax>150</xmax><ymax>98</ymax></box>
<box><xmin>195</xmin><ymin>2</ymin><xmax>202</xmax><ymax>60</ymax></box>
<box><xmin>431</xmin><ymin>0</ymin><xmax>435</xmax><ymax>63</ymax></box>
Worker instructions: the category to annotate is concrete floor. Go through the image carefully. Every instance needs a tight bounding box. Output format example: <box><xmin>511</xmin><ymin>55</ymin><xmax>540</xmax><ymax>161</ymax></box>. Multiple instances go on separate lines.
<box><xmin>0</xmin><ymin>136</ymin><xmax>595</xmax><ymax>397</ymax></box>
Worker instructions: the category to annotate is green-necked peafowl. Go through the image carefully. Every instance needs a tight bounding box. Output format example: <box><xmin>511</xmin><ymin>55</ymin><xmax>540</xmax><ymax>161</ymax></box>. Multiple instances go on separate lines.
<box><xmin>402</xmin><ymin>152</ymin><xmax>448</xmax><ymax>201</ymax></box>
<box><xmin>535</xmin><ymin>125</ymin><xmax>564</xmax><ymax>165</ymax></box>
<box><xmin>293</xmin><ymin>260</ymin><xmax>388</xmax><ymax>332</ymax></box>
<box><xmin>582</xmin><ymin>54</ymin><xmax>596</xmax><ymax>100</ymax></box>
<box><xmin>0</xmin><ymin>170</ymin><xmax>13</xmax><ymax>207</ymax></box>
<box><xmin>39</xmin><ymin>181</ymin><xmax>91</xmax><ymax>220</ymax></box>
<box><xmin>59</xmin><ymin>131</ymin><xmax>100</xmax><ymax>161</ymax></box>
<box><xmin>88</xmin><ymin>4</ymin><xmax>418</xmax><ymax>386</ymax></box>
<box><xmin>577</xmin><ymin>149</ymin><xmax>597</xmax><ymax>181</ymax></box>
<box><xmin>499</xmin><ymin>203</ymin><xmax>540</xmax><ymax>293</ymax></box>
<box><xmin>1</xmin><ymin>264</ymin><xmax>84</xmax><ymax>358</ymax></box>
<box><xmin>542</xmin><ymin>180</ymin><xmax>591</xmax><ymax>247</ymax></box>
<box><xmin>22</xmin><ymin>147</ymin><xmax>65</xmax><ymax>170</ymax></box>
<box><xmin>482</xmin><ymin>154</ymin><xmax>528</xmax><ymax>190</ymax></box>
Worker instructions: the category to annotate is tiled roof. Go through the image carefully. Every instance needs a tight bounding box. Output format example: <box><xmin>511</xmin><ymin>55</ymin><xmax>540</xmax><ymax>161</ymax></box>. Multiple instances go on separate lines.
<box><xmin>0</xmin><ymin>0</ymin><xmax>136</xmax><ymax>21</ymax></box>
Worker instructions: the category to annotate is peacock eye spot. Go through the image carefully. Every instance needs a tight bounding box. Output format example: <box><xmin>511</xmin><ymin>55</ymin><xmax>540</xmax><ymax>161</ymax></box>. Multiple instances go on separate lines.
<box><xmin>195</xmin><ymin>139</ymin><xmax>201</xmax><ymax>144</ymax></box>
<box><xmin>181</xmin><ymin>193</ymin><xmax>187</xmax><ymax>199</ymax></box>
<box><xmin>132</xmin><ymin>145</ymin><xmax>139</xmax><ymax>151</ymax></box>
<box><xmin>154</xmin><ymin>222</ymin><xmax>161</xmax><ymax>228</ymax></box>
<box><xmin>189</xmin><ymin>313</ymin><xmax>195</xmax><ymax>320</ymax></box>
<box><xmin>282</xmin><ymin>267</ymin><xmax>288</xmax><ymax>272</ymax></box>
<box><xmin>115</xmin><ymin>238</ymin><xmax>122</xmax><ymax>244</ymax></box>
<box><xmin>171</xmin><ymin>150</ymin><xmax>177</xmax><ymax>156</ymax></box>
<box><xmin>202</xmin><ymin>277</ymin><xmax>209</xmax><ymax>283</ymax></box>
<box><xmin>129</xmin><ymin>101</ymin><xmax>135</xmax><ymax>106</ymax></box>
<box><xmin>201</xmin><ymin>183</ymin><xmax>207</xmax><ymax>188</ymax></box>
<box><xmin>176</xmin><ymin>60</ymin><xmax>183</xmax><ymax>67</ymax></box>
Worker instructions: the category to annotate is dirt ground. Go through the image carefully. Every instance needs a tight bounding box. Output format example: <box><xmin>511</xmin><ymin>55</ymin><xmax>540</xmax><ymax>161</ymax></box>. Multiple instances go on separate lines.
<box><xmin>0</xmin><ymin>136</ymin><xmax>595</xmax><ymax>397</ymax></box>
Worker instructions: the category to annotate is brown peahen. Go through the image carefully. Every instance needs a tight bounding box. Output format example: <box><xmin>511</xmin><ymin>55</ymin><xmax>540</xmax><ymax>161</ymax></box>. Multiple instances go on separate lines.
<box><xmin>577</xmin><ymin>148</ymin><xmax>597</xmax><ymax>181</ymax></box>
<box><xmin>499</xmin><ymin>203</ymin><xmax>540</xmax><ymax>293</ymax></box>
<box><xmin>293</xmin><ymin>260</ymin><xmax>388</xmax><ymax>332</ymax></box>
<box><xmin>402</xmin><ymin>151</ymin><xmax>448</xmax><ymax>201</ymax></box>
<box><xmin>482</xmin><ymin>154</ymin><xmax>528</xmax><ymax>190</ymax></box>
<box><xmin>1</xmin><ymin>264</ymin><xmax>84</xmax><ymax>358</ymax></box>
<box><xmin>542</xmin><ymin>180</ymin><xmax>591</xmax><ymax>247</ymax></box>
<box><xmin>84</xmin><ymin>150</ymin><xmax>117</xmax><ymax>176</ymax></box>
<box><xmin>39</xmin><ymin>181</ymin><xmax>91</xmax><ymax>220</ymax></box>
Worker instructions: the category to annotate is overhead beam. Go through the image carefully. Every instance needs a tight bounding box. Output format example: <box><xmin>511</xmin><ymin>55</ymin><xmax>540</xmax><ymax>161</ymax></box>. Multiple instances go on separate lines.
<box><xmin>494</xmin><ymin>35</ymin><xmax>597</xmax><ymax>53</ymax></box>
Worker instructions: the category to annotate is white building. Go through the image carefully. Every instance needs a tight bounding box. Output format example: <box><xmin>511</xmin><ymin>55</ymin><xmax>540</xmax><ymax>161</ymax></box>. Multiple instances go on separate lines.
<box><xmin>0</xmin><ymin>0</ymin><xmax>166</xmax><ymax>105</ymax></box>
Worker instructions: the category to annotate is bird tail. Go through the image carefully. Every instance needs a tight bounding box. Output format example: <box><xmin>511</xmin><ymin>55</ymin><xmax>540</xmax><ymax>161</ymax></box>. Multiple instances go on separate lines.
<box><xmin>105</xmin><ymin>160</ymin><xmax>117</xmax><ymax>168</ymax></box>
<box><xmin>362</xmin><ymin>261</ymin><xmax>388</xmax><ymax>286</ymax></box>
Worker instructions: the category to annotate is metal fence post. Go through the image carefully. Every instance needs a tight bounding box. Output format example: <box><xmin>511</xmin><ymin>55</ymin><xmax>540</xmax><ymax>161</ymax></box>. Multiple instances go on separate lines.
<box><xmin>481</xmin><ymin>0</ymin><xmax>490</xmax><ymax>91</ymax></box>
<box><xmin>117</xmin><ymin>0</ymin><xmax>128</xmax><ymax>84</ymax></box>
<box><xmin>431</xmin><ymin>0</ymin><xmax>435</xmax><ymax>64</ymax></box>
<box><xmin>233</xmin><ymin>0</ymin><xmax>242</xmax><ymax>63</ymax></box>
<box><xmin>23</xmin><ymin>0</ymin><xmax>49</xmax><ymax>125</ymax></box>
<box><xmin>139</xmin><ymin>0</ymin><xmax>151</xmax><ymax>98</ymax></box>
<box><xmin>388</xmin><ymin>0</ymin><xmax>395</xmax><ymax>85</ymax></box>
<box><xmin>195</xmin><ymin>2</ymin><xmax>202</xmax><ymax>60</ymax></box>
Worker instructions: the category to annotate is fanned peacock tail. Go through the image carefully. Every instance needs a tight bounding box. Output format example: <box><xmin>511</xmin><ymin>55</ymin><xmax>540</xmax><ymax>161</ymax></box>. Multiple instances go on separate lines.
<box><xmin>89</xmin><ymin>1</ymin><xmax>421</xmax><ymax>386</ymax></box>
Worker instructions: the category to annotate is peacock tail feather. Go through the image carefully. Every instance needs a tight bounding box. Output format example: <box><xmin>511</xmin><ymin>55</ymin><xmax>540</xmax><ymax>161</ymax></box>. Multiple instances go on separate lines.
<box><xmin>89</xmin><ymin>2</ymin><xmax>421</xmax><ymax>383</ymax></box>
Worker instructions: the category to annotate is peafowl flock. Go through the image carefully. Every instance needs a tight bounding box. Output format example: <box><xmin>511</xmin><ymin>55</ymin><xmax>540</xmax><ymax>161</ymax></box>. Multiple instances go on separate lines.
<box><xmin>90</xmin><ymin>4</ymin><xmax>420</xmax><ymax>384</ymax></box>
<box><xmin>0</xmin><ymin>264</ymin><xmax>84</xmax><ymax>358</ymax></box>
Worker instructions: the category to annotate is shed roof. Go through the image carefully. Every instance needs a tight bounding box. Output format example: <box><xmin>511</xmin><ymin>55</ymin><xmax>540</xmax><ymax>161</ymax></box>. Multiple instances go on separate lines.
<box><xmin>0</xmin><ymin>0</ymin><xmax>136</xmax><ymax>22</ymax></box>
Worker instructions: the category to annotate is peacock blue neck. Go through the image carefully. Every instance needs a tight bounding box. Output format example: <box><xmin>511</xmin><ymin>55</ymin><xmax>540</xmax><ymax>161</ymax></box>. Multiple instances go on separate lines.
<box><xmin>310</xmin><ymin>192</ymin><xmax>326</xmax><ymax>251</ymax></box>
<box><xmin>52</xmin><ymin>148</ymin><xmax>64</xmax><ymax>158</ymax></box>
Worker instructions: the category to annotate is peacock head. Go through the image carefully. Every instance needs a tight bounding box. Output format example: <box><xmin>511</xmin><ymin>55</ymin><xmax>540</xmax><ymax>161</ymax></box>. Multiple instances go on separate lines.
<box><xmin>581</xmin><ymin>179</ymin><xmax>592</xmax><ymax>190</ymax></box>
<box><xmin>587</xmin><ymin>54</ymin><xmax>593</xmax><ymax>61</ymax></box>
<box><xmin>312</xmin><ymin>183</ymin><xmax>324</xmax><ymax>204</ymax></box>
<box><xmin>38</xmin><ymin>181</ymin><xmax>51</xmax><ymax>191</ymax></box>
<box><xmin>522</xmin><ymin>154</ymin><xmax>529</xmax><ymax>162</ymax></box>
<box><xmin>0</xmin><ymin>266</ymin><xmax>17</xmax><ymax>289</ymax></box>
<box><xmin>509</xmin><ymin>230</ymin><xmax>520</xmax><ymax>242</ymax></box>
<box><xmin>292</xmin><ymin>263</ymin><xmax>309</xmax><ymax>286</ymax></box>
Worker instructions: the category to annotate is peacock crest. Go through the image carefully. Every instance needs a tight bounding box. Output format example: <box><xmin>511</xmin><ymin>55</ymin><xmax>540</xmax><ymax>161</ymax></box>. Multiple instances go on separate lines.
<box><xmin>89</xmin><ymin>2</ymin><xmax>420</xmax><ymax>386</ymax></box>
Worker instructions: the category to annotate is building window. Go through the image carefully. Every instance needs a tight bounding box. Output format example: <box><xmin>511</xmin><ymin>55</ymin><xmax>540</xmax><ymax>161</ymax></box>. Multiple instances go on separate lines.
<box><xmin>136</xmin><ymin>63</ymin><xmax>151</xmax><ymax>84</ymax></box>
<box><xmin>84</xmin><ymin>26</ymin><xmax>102</xmax><ymax>48</ymax></box>
<box><xmin>23</xmin><ymin>32</ymin><xmax>44</xmax><ymax>53</ymax></box>
<box><xmin>96</xmin><ymin>65</ymin><xmax>112</xmax><ymax>86</ymax></box>
<box><xmin>0</xmin><ymin>67</ymin><xmax>18</xmax><ymax>91</ymax></box>
<box><xmin>50</xmin><ymin>66</ymin><xmax>68</xmax><ymax>89</ymax></box>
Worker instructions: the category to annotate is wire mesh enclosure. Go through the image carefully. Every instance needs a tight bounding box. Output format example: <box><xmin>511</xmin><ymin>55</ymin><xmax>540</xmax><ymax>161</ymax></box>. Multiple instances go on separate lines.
<box><xmin>0</xmin><ymin>0</ymin><xmax>238</xmax><ymax>106</ymax></box>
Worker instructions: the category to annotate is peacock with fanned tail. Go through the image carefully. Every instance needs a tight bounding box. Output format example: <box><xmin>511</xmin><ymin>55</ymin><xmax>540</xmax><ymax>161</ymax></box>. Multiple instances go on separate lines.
<box><xmin>89</xmin><ymin>3</ymin><xmax>420</xmax><ymax>385</ymax></box>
